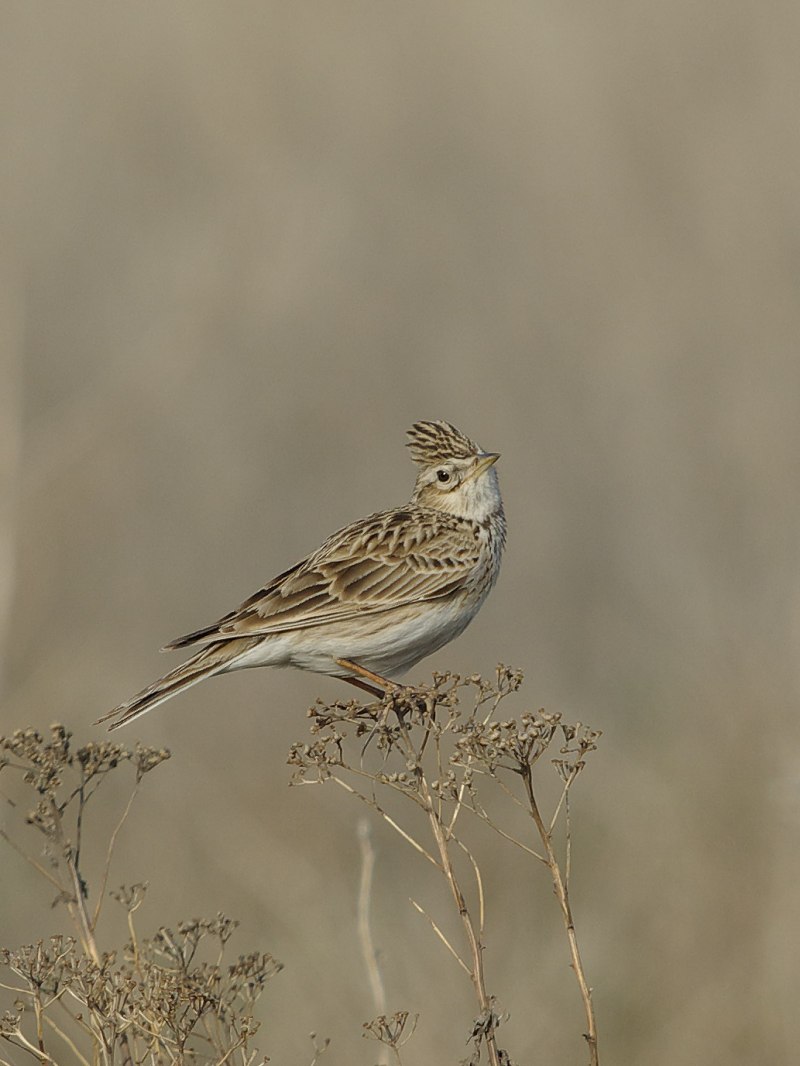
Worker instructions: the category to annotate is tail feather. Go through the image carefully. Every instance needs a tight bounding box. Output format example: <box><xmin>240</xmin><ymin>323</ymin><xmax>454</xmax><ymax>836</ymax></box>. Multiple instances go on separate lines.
<box><xmin>160</xmin><ymin>614</ymin><xmax>236</xmax><ymax>651</ymax></box>
<box><xmin>98</xmin><ymin>640</ymin><xmax>251</xmax><ymax>731</ymax></box>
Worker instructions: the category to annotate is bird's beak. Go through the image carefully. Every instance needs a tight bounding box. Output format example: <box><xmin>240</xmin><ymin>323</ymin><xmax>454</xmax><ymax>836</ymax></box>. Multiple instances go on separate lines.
<box><xmin>465</xmin><ymin>452</ymin><xmax>500</xmax><ymax>481</ymax></box>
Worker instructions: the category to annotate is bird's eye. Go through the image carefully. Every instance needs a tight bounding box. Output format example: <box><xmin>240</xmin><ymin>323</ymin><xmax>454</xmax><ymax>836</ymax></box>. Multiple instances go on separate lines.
<box><xmin>436</xmin><ymin>469</ymin><xmax>451</xmax><ymax>483</ymax></box>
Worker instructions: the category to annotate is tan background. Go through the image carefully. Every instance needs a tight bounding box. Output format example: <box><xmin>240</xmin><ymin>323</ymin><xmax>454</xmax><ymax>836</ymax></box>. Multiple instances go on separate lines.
<box><xmin>2</xmin><ymin>3</ymin><xmax>799</xmax><ymax>1063</ymax></box>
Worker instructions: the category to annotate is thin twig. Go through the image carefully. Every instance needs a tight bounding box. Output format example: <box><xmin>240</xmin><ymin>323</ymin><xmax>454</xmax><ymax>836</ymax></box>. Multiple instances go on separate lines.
<box><xmin>454</xmin><ymin>838</ymin><xmax>486</xmax><ymax>937</ymax></box>
<box><xmin>408</xmin><ymin>899</ymin><xmax>470</xmax><ymax>976</ymax></box>
<box><xmin>0</xmin><ymin>830</ymin><xmax>65</xmax><ymax>893</ymax></box>
<box><xmin>332</xmin><ymin>776</ymin><xmax>440</xmax><ymax>869</ymax></box>
<box><xmin>92</xmin><ymin>782</ymin><xmax>140</xmax><ymax>931</ymax></box>
<box><xmin>463</xmin><ymin>795</ymin><xmax>547</xmax><ymax>862</ymax></box>
<box><xmin>548</xmin><ymin>766</ymin><xmax>581</xmax><ymax>836</ymax></box>
<box><xmin>2</xmin><ymin>1028</ymin><xmax>58</xmax><ymax>1063</ymax></box>
<box><xmin>42</xmin><ymin>1014</ymin><xmax>92</xmax><ymax>1066</ymax></box>
<box><xmin>0</xmin><ymin>980</ymin><xmax>30</xmax><ymax>995</ymax></box>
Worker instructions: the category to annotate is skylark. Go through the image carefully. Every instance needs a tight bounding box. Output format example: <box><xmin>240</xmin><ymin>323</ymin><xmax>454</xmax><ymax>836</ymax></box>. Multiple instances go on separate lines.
<box><xmin>99</xmin><ymin>420</ymin><xmax>506</xmax><ymax>730</ymax></box>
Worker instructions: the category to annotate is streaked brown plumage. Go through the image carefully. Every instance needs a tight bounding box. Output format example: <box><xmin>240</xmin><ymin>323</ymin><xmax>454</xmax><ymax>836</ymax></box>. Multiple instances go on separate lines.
<box><xmin>99</xmin><ymin>421</ymin><xmax>505</xmax><ymax>730</ymax></box>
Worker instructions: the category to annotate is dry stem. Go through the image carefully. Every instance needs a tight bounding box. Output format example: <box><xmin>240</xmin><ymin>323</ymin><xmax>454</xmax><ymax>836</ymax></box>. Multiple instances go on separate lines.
<box><xmin>521</xmin><ymin>764</ymin><xmax>598</xmax><ymax>1066</ymax></box>
<box><xmin>290</xmin><ymin>667</ymin><xmax>601</xmax><ymax>1065</ymax></box>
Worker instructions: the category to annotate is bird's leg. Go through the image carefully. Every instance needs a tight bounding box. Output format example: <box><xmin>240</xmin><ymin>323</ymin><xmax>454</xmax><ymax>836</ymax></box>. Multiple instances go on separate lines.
<box><xmin>337</xmin><ymin>674</ymin><xmax>385</xmax><ymax>699</ymax></box>
<box><xmin>336</xmin><ymin>659</ymin><xmax>409</xmax><ymax>758</ymax></box>
<box><xmin>335</xmin><ymin>659</ymin><xmax>399</xmax><ymax>693</ymax></box>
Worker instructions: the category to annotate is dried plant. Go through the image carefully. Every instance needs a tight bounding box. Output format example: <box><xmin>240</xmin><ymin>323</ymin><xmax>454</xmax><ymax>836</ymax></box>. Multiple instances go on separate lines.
<box><xmin>362</xmin><ymin>1010</ymin><xmax>418</xmax><ymax>1064</ymax></box>
<box><xmin>0</xmin><ymin>726</ymin><xmax>279</xmax><ymax>1065</ymax></box>
<box><xmin>290</xmin><ymin>666</ymin><xmax>601</xmax><ymax>1066</ymax></box>
<box><xmin>1</xmin><ymin>668</ymin><xmax>601</xmax><ymax>1065</ymax></box>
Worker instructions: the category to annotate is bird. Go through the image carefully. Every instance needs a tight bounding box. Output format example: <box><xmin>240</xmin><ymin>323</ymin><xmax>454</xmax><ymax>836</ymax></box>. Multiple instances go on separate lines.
<box><xmin>98</xmin><ymin>420</ymin><xmax>506</xmax><ymax>731</ymax></box>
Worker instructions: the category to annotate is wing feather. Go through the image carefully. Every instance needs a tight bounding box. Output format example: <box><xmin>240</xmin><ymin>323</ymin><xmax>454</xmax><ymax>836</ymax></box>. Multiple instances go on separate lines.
<box><xmin>166</xmin><ymin>508</ymin><xmax>480</xmax><ymax>647</ymax></box>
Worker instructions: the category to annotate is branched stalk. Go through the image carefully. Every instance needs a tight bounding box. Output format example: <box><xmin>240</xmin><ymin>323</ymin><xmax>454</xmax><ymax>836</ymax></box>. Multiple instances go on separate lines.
<box><xmin>1</xmin><ymin>729</ymin><xmax>274</xmax><ymax>1066</ymax></box>
<box><xmin>417</xmin><ymin>770</ymin><xmax>500</xmax><ymax>1066</ymax></box>
<box><xmin>388</xmin><ymin>706</ymin><xmax>501</xmax><ymax>1066</ymax></box>
<box><xmin>520</xmin><ymin>764</ymin><xmax>598</xmax><ymax>1066</ymax></box>
<box><xmin>289</xmin><ymin>669</ymin><xmax>601</xmax><ymax>1063</ymax></box>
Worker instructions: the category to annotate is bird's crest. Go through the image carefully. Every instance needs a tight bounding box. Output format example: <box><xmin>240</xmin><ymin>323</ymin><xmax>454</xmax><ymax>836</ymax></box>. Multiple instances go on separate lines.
<box><xmin>406</xmin><ymin>421</ymin><xmax>480</xmax><ymax>466</ymax></box>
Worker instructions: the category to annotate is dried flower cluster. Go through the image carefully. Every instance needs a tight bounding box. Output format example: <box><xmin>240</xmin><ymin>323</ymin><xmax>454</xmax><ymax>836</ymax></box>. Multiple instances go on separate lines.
<box><xmin>1</xmin><ymin>671</ymin><xmax>602</xmax><ymax>1066</ymax></box>
<box><xmin>0</xmin><ymin>726</ymin><xmax>277</xmax><ymax>1065</ymax></box>
<box><xmin>289</xmin><ymin>666</ymin><xmax>601</xmax><ymax>1066</ymax></box>
<box><xmin>0</xmin><ymin>909</ymin><xmax>279</xmax><ymax>1064</ymax></box>
<box><xmin>1</xmin><ymin>725</ymin><xmax>169</xmax><ymax>851</ymax></box>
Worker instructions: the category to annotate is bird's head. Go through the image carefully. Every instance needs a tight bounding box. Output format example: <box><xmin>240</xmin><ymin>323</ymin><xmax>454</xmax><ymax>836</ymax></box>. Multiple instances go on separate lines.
<box><xmin>407</xmin><ymin>420</ymin><xmax>502</xmax><ymax>521</ymax></box>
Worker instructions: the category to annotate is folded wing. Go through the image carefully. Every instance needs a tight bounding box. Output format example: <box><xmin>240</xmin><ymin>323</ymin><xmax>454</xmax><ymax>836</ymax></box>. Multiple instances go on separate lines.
<box><xmin>164</xmin><ymin>509</ymin><xmax>479</xmax><ymax>649</ymax></box>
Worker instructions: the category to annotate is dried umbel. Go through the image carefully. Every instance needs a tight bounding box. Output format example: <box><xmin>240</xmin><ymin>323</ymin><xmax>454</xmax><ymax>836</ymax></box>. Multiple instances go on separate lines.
<box><xmin>1</xmin><ymin>911</ymin><xmax>280</xmax><ymax>1065</ymax></box>
<box><xmin>0</xmin><ymin>724</ymin><xmax>169</xmax><ymax>841</ymax></box>
<box><xmin>1</xmin><ymin>668</ymin><xmax>602</xmax><ymax>1065</ymax></box>
<box><xmin>1</xmin><ymin>726</ymin><xmax>277</xmax><ymax>1066</ymax></box>
<box><xmin>289</xmin><ymin>666</ymin><xmax>601</xmax><ymax>1066</ymax></box>
<box><xmin>363</xmin><ymin>1009</ymin><xmax>418</xmax><ymax>1050</ymax></box>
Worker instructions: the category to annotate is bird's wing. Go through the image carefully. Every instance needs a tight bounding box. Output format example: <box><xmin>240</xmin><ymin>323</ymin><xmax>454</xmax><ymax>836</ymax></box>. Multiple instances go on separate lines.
<box><xmin>164</xmin><ymin>509</ymin><xmax>479</xmax><ymax>648</ymax></box>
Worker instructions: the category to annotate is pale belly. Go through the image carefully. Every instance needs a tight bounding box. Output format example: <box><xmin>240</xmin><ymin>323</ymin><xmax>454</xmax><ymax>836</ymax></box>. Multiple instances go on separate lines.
<box><xmin>226</xmin><ymin>597</ymin><xmax>481</xmax><ymax>679</ymax></box>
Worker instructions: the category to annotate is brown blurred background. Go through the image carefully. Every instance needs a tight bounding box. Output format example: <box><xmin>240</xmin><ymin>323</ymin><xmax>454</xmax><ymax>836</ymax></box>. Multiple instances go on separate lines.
<box><xmin>1</xmin><ymin>3</ymin><xmax>799</xmax><ymax>1062</ymax></box>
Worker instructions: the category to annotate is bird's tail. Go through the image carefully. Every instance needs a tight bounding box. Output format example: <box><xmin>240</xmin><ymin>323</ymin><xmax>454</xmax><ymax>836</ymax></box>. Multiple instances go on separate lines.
<box><xmin>97</xmin><ymin>639</ymin><xmax>253</xmax><ymax>731</ymax></box>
